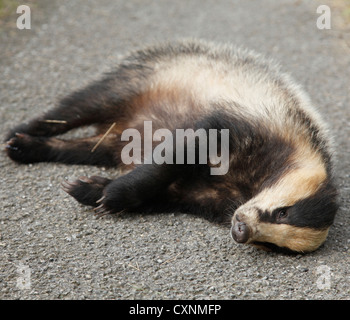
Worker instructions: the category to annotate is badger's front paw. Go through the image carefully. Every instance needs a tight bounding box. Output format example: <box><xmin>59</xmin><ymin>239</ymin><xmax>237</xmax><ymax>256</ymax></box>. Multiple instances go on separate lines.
<box><xmin>5</xmin><ymin>133</ymin><xmax>49</xmax><ymax>164</ymax></box>
<box><xmin>93</xmin><ymin>194</ymin><xmax>126</xmax><ymax>218</ymax></box>
<box><xmin>92</xmin><ymin>182</ymin><xmax>133</xmax><ymax>217</ymax></box>
<box><xmin>62</xmin><ymin>176</ymin><xmax>112</xmax><ymax>207</ymax></box>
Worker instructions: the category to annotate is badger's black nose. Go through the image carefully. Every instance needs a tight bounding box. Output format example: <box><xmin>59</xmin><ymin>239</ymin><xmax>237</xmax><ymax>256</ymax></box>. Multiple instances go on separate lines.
<box><xmin>231</xmin><ymin>222</ymin><xmax>250</xmax><ymax>243</ymax></box>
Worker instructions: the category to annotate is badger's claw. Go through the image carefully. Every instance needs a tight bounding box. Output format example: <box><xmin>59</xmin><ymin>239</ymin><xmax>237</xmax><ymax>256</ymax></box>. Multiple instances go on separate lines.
<box><xmin>93</xmin><ymin>203</ymin><xmax>125</xmax><ymax>218</ymax></box>
<box><xmin>96</xmin><ymin>195</ymin><xmax>106</xmax><ymax>204</ymax></box>
<box><xmin>61</xmin><ymin>180</ymin><xmax>78</xmax><ymax>194</ymax></box>
<box><xmin>93</xmin><ymin>203</ymin><xmax>110</xmax><ymax>218</ymax></box>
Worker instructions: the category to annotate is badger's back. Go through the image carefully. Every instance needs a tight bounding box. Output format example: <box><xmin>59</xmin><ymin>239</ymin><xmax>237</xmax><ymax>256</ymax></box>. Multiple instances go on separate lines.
<box><xmin>112</xmin><ymin>40</ymin><xmax>333</xmax><ymax>175</ymax></box>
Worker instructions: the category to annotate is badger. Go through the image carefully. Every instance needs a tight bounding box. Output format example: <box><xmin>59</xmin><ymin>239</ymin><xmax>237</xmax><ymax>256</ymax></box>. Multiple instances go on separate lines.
<box><xmin>5</xmin><ymin>39</ymin><xmax>338</xmax><ymax>253</ymax></box>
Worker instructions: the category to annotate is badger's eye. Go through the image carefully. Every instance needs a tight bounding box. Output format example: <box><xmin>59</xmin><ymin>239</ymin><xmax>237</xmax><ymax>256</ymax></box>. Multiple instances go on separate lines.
<box><xmin>277</xmin><ymin>208</ymin><xmax>289</xmax><ymax>220</ymax></box>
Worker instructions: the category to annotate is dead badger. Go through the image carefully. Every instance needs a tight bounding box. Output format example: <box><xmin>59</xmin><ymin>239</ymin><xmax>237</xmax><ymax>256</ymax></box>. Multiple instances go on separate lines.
<box><xmin>5</xmin><ymin>40</ymin><xmax>338</xmax><ymax>253</ymax></box>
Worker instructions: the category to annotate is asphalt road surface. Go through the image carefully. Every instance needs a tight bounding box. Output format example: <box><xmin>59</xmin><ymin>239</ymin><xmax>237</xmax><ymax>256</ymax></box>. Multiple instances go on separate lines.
<box><xmin>1</xmin><ymin>0</ymin><xmax>349</xmax><ymax>299</ymax></box>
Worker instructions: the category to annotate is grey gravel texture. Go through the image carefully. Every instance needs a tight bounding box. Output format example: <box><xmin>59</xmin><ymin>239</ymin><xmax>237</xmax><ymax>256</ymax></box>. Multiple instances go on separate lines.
<box><xmin>0</xmin><ymin>0</ymin><xmax>349</xmax><ymax>300</ymax></box>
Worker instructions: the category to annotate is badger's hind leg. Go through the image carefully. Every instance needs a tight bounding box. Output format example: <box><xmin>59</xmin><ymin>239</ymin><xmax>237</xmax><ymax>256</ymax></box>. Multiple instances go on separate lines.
<box><xmin>62</xmin><ymin>176</ymin><xmax>112</xmax><ymax>207</ymax></box>
<box><xmin>5</xmin><ymin>133</ymin><xmax>118</xmax><ymax>166</ymax></box>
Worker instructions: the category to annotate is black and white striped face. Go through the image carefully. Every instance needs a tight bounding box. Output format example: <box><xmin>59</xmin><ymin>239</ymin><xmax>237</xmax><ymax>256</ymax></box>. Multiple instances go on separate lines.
<box><xmin>231</xmin><ymin>164</ymin><xmax>338</xmax><ymax>253</ymax></box>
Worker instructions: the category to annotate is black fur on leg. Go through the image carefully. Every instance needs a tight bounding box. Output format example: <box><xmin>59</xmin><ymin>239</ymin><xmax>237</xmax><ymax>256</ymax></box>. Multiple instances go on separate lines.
<box><xmin>5</xmin><ymin>133</ymin><xmax>118</xmax><ymax>167</ymax></box>
<box><xmin>5</xmin><ymin>77</ymin><xmax>124</xmax><ymax>142</ymax></box>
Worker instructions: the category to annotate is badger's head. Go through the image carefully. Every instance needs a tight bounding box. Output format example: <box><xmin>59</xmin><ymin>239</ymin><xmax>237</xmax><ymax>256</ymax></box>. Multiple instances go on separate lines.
<box><xmin>231</xmin><ymin>160</ymin><xmax>338</xmax><ymax>253</ymax></box>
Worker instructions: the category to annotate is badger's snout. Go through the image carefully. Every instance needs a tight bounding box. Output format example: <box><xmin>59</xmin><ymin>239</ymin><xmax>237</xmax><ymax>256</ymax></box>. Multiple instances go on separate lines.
<box><xmin>231</xmin><ymin>221</ymin><xmax>251</xmax><ymax>243</ymax></box>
